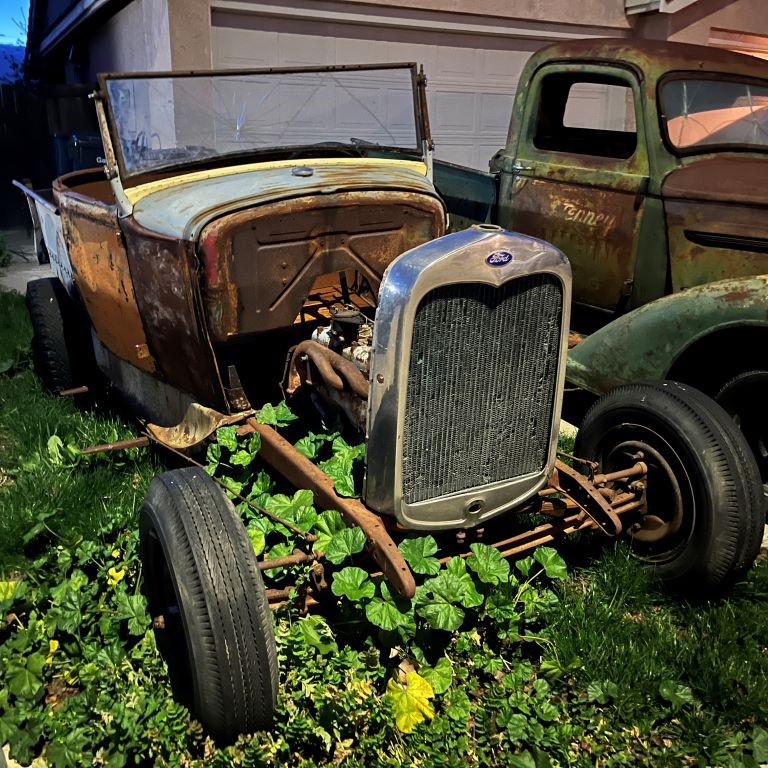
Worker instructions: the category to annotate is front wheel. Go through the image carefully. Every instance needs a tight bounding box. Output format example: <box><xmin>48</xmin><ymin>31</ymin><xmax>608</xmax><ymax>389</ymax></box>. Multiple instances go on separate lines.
<box><xmin>575</xmin><ymin>381</ymin><xmax>763</xmax><ymax>589</ymax></box>
<box><xmin>140</xmin><ymin>467</ymin><xmax>278</xmax><ymax>742</ymax></box>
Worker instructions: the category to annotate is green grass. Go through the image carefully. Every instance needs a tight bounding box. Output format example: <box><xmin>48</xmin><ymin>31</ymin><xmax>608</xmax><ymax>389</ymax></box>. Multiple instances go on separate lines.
<box><xmin>0</xmin><ymin>290</ymin><xmax>157</xmax><ymax>571</ymax></box>
<box><xmin>1</xmin><ymin>287</ymin><xmax>767</xmax><ymax>767</ymax></box>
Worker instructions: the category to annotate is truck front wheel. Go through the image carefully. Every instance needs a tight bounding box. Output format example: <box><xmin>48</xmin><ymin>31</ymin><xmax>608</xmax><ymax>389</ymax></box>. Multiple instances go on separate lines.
<box><xmin>575</xmin><ymin>381</ymin><xmax>763</xmax><ymax>589</ymax></box>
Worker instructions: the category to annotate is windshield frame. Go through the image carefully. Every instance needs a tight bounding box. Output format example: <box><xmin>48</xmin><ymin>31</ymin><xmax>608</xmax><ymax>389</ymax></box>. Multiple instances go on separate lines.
<box><xmin>658</xmin><ymin>71</ymin><xmax>768</xmax><ymax>157</ymax></box>
<box><xmin>97</xmin><ymin>62</ymin><xmax>429</xmax><ymax>184</ymax></box>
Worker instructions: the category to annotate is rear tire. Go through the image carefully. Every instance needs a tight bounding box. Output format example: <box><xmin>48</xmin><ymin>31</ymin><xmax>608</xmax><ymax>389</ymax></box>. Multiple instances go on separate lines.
<box><xmin>140</xmin><ymin>467</ymin><xmax>278</xmax><ymax>742</ymax></box>
<box><xmin>715</xmin><ymin>369</ymin><xmax>768</xmax><ymax>512</ymax></box>
<box><xmin>25</xmin><ymin>278</ymin><xmax>75</xmax><ymax>393</ymax></box>
<box><xmin>575</xmin><ymin>381</ymin><xmax>763</xmax><ymax>589</ymax></box>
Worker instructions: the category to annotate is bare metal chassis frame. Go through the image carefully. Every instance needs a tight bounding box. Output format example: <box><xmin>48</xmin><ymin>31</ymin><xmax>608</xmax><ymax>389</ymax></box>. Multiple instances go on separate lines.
<box><xmin>80</xmin><ymin>410</ymin><xmax>649</xmax><ymax>604</ymax></box>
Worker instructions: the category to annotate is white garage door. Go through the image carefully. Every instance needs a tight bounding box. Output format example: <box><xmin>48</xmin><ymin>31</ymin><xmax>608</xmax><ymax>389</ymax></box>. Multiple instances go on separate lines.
<box><xmin>210</xmin><ymin>12</ymin><xmax>543</xmax><ymax>170</ymax></box>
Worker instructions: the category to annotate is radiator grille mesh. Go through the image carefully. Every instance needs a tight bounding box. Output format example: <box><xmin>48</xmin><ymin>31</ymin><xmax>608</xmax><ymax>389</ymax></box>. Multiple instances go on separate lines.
<box><xmin>402</xmin><ymin>275</ymin><xmax>562</xmax><ymax>505</ymax></box>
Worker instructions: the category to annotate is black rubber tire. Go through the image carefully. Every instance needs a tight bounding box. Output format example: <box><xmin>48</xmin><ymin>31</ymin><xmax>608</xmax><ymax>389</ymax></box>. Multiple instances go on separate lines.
<box><xmin>140</xmin><ymin>467</ymin><xmax>278</xmax><ymax>742</ymax></box>
<box><xmin>25</xmin><ymin>278</ymin><xmax>75</xmax><ymax>393</ymax></box>
<box><xmin>575</xmin><ymin>381</ymin><xmax>763</xmax><ymax>589</ymax></box>
<box><xmin>715</xmin><ymin>369</ymin><xmax>768</xmax><ymax>512</ymax></box>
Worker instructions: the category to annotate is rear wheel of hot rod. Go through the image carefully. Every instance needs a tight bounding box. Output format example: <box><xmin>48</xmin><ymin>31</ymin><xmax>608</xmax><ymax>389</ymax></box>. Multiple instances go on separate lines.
<box><xmin>25</xmin><ymin>278</ymin><xmax>76</xmax><ymax>393</ymax></box>
<box><xmin>139</xmin><ymin>467</ymin><xmax>278</xmax><ymax>742</ymax></box>
<box><xmin>575</xmin><ymin>381</ymin><xmax>763</xmax><ymax>589</ymax></box>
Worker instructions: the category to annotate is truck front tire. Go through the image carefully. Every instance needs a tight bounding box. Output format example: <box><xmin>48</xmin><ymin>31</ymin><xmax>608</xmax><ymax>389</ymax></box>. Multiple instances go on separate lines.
<box><xmin>575</xmin><ymin>381</ymin><xmax>763</xmax><ymax>589</ymax></box>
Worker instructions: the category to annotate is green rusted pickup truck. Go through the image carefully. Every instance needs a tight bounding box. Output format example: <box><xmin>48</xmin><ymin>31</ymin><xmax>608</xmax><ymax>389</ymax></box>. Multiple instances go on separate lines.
<box><xmin>434</xmin><ymin>38</ymin><xmax>768</xmax><ymax>497</ymax></box>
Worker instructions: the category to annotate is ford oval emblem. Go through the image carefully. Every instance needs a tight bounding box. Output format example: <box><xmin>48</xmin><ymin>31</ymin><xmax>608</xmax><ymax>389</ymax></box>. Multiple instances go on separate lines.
<box><xmin>486</xmin><ymin>250</ymin><xmax>513</xmax><ymax>267</ymax></box>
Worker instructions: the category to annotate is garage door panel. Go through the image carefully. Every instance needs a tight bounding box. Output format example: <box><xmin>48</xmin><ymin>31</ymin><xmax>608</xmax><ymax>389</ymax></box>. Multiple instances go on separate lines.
<box><xmin>479</xmin><ymin>93</ymin><xmax>516</xmax><ymax>132</ymax></box>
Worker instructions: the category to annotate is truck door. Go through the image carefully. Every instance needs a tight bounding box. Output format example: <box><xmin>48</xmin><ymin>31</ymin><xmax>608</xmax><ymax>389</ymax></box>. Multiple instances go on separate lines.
<box><xmin>495</xmin><ymin>65</ymin><xmax>651</xmax><ymax>314</ymax></box>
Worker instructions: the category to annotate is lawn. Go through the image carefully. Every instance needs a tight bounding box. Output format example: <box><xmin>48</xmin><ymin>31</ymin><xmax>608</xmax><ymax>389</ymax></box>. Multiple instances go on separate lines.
<box><xmin>1</xmin><ymin>286</ymin><xmax>767</xmax><ymax>767</ymax></box>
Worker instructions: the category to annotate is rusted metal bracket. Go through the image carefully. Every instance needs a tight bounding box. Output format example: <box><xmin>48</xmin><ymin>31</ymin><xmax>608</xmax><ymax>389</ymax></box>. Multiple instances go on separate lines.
<box><xmin>244</xmin><ymin>417</ymin><xmax>416</xmax><ymax>599</ymax></box>
<box><xmin>552</xmin><ymin>459</ymin><xmax>622</xmax><ymax>536</ymax></box>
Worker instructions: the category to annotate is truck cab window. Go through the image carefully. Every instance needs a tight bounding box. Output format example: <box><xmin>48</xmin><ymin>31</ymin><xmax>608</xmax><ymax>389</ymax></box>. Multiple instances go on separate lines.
<box><xmin>533</xmin><ymin>73</ymin><xmax>637</xmax><ymax>159</ymax></box>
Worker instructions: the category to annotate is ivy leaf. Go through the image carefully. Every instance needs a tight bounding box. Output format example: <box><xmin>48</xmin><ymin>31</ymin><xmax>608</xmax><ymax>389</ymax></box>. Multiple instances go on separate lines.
<box><xmin>414</xmin><ymin>573</ymin><xmax>466</xmax><ymax>631</ymax></box>
<box><xmin>331</xmin><ymin>435</ymin><xmax>366</xmax><ymax>462</ymax></box>
<box><xmin>265</xmin><ymin>490</ymin><xmax>318</xmax><ymax>533</ymax></box>
<box><xmin>215</xmin><ymin>425</ymin><xmax>238</xmax><ymax>451</ymax></box>
<box><xmin>366</xmin><ymin>597</ymin><xmax>409</xmax><ymax>631</ymax></box>
<box><xmin>503</xmin><ymin>712</ymin><xmax>529</xmax><ymax>742</ymax></box>
<box><xmin>7</xmin><ymin>655</ymin><xmax>45</xmax><ymax>699</ymax></box>
<box><xmin>325</xmin><ymin>527</ymin><xmax>366</xmax><ymax>565</ymax></box>
<box><xmin>312</xmin><ymin>509</ymin><xmax>345</xmax><ymax>554</ymax></box>
<box><xmin>420</xmin><ymin>656</ymin><xmax>453</xmax><ymax>695</ymax></box>
<box><xmin>535</xmin><ymin>699</ymin><xmax>559</xmax><ymax>722</ymax></box>
<box><xmin>399</xmin><ymin>536</ymin><xmax>441</xmax><ymax>576</ymax></box>
<box><xmin>297</xmin><ymin>615</ymin><xmax>338</xmax><ymax>655</ymax></box>
<box><xmin>231</xmin><ymin>449</ymin><xmax>253</xmax><ymax>467</ymax></box>
<box><xmin>295</xmin><ymin>431</ymin><xmax>331</xmax><ymax>460</ymax></box>
<box><xmin>539</xmin><ymin>655</ymin><xmax>582</xmax><ymax>681</ymax></box>
<box><xmin>46</xmin><ymin>435</ymin><xmax>81</xmax><ymax>466</ymax></box>
<box><xmin>467</xmin><ymin>543</ymin><xmax>510</xmax><ymax>585</ymax></box>
<box><xmin>257</xmin><ymin>401</ymin><xmax>298</xmax><ymax>427</ymax></box>
<box><xmin>319</xmin><ymin>437</ymin><xmax>365</xmax><ymax>497</ymax></box>
<box><xmin>444</xmin><ymin>686</ymin><xmax>471</xmax><ymax>722</ymax></box>
<box><xmin>586</xmin><ymin>680</ymin><xmax>619</xmax><ymax>704</ymax></box>
<box><xmin>0</xmin><ymin>579</ymin><xmax>24</xmax><ymax>604</ymax></box>
<box><xmin>533</xmin><ymin>547</ymin><xmax>568</xmax><ymax>580</ymax></box>
<box><xmin>204</xmin><ymin>441</ymin><xmax>221</xmax><ymax>475</ymax></box>
<box><xmin>507</xmin><ymin>752</ymin><xmax>537</xmax><ymax>768</ymax></box>
<box><xmin>659</xmin><ymin>680</ymin><xmax>695</xmax><ymax>710</ymax></box>
<box><xmin>319</xmin><ymin>453</ymin><xmax>357</xmax><ymax>497</ymax></box>
<box><xmin>114</xmin><ymin>592</ymin><xmax>148</xmax><ymax>636</ymax></box>
<box><xmin>247</xmin><ymin>527</ymin><xmax>266</xmax><ymax>556</ymax></box>
<box><xmin>445</xmin><ymin>557</ymin><xmax>484</xmax><ymax>608</ymax></box>
<box><xmin>220</xmin><ymin>476</ymin><xmax>244</xmax><ymax>497</ymax></box>
<box><xmin>515</xmin><ymin>556</ymin><xmax>535</xmax><ymax>577</ymax></box>
<box><xmin>385</xmin><ymin>672</ymin><xmax>435</xmax><ymax>733</ymax></box>
<box><xmin>751</xmin><ymin>726</ymin><xmax>768</xmax><ymax>762</ymax></box>
<box><xmin>332</xmin><ymin>567</ymin><xmax>375</xmax><ymax>602</ymax></box>
<box><xmin>245</xmin><ymin>470</ymin><xmax>274</xmax><ymax>507</ymax></box>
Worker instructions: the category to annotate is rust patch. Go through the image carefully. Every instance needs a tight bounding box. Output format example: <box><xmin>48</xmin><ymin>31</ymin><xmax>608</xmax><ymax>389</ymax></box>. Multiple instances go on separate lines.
<box><xmin>721</xmin><ymin>288</ymin><xmax>758</xmax><ymax>302</ymax></box>
<box><xmin>120</xmin><ymin>216</ymin><xmax>226</xmax><ymax>409</ymax></box>
<box><xmin>57</xmin><ymin>192</ymin><xmax>157</xmax><ymax>373</ymax></box>
<box><xmin>198</xmin><ymin>190</ymin><xmax>445</xmax><ymax>340</ymax></box>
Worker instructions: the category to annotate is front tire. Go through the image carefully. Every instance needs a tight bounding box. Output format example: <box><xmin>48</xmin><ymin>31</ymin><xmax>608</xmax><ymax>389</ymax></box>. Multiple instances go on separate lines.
<box><xmin>140</xmin><ymin>467</ymin><xmax>278</xmax><ymax>742</ymax></box>
<box><xmin>575</xmin><ymin>381</ymin><xmax>763</xmax><ymax>589</ymax></box>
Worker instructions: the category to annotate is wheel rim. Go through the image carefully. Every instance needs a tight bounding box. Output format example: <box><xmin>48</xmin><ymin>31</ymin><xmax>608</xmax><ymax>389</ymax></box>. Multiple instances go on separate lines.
<box><xmin>596</xmin><ymin>423</ymin><xmax>695</xmax><ymax>565</ymax></box>
<box><xmin>716</xmin><ymin>371</ymin><xmax>768</xmax><ymax>500</ymax></box>
<box><xmin>144</xmin><ymin>528</ymin><xmax>194</xmax><ymax>707</ymax></box>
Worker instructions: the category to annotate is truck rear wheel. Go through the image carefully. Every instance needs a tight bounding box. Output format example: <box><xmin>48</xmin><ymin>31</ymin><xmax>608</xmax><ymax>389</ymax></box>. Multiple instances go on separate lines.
<box><xmin>715</xmin><ymin>369</ymin><xmax>768</xmax><ymax>510</ymax></box>
<box><xmin>575</xmin><ymin>381</ymin><xmax>763</xmax><ymax>589</ymax></box>
<box><xmin>139</xmin><ymin>467</ymin><xmax>278</xmax><ymax>742</ymax></box>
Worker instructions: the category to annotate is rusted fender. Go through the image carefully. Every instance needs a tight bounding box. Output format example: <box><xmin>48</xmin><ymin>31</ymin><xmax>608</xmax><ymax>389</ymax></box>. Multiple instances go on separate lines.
<box><xmin>567</xmin><ymin>275</ymin><xmax>768</xmax><ymax>394</ymax></box>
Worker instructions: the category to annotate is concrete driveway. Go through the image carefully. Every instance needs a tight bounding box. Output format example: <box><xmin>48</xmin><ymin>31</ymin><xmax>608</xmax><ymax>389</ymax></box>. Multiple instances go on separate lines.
<box><xmin>0</xmin><ymin>228</ymin><xmax>51</xmax><ymax>294</ymax></box>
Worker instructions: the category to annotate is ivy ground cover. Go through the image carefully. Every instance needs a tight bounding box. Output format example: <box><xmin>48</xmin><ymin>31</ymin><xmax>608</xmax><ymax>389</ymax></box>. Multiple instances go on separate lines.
<box><xmin>1</xmin><ymin>287</ymin><xmax>768</xmax><ymax>767</ymax></box>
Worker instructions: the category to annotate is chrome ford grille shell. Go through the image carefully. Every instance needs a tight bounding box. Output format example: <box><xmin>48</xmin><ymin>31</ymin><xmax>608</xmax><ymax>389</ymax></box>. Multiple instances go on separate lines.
<box><xmin>364</xmin><ymin>227</ymin><xmax>572</xmax><ymax>531</ymax></box>
<box><xmin>402</xmin><ymin>276</ymin><xmax>563</xmax><ymax>504</ymax></box>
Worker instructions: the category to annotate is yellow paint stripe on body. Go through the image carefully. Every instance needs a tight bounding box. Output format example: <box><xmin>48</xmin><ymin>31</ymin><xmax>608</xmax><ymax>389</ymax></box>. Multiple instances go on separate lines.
<box><xmin>125</xmin><ymin>158</ymin><xmax>428</xmax><ymax>205</ymax></box>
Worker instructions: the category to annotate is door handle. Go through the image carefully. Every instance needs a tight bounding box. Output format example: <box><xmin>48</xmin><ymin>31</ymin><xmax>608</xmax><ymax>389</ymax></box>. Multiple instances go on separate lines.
<box><xmin>511</xmin><ymin>160</ymin><xmax>534</xmax><ymax>173</ymax></box>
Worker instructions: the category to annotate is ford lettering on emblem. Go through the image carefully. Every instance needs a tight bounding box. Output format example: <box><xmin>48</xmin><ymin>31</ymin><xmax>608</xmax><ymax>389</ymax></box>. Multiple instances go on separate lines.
<box><xmin>486</xmin><ymin>250</ymin><xmax>513</xmax><ymax>267</ymax></box>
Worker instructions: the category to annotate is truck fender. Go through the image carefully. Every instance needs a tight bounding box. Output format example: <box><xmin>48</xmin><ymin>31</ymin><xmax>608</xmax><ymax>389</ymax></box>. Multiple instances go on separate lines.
<box><xmin>566</xmin><ymin>275</ymin><xmax>768</xmax><ymax>394</ymax></box>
